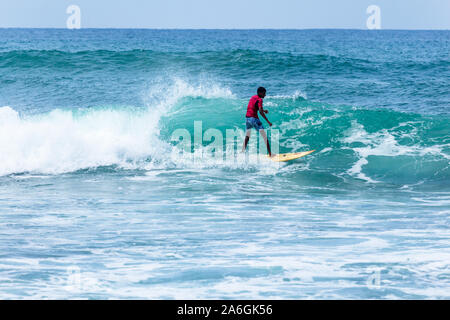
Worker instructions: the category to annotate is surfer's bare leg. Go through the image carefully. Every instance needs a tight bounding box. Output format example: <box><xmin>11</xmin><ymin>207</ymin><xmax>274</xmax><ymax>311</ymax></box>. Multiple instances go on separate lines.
<box><xmin>241</xmin><ymin>129</ymin><xmax>252</xmax><ymax>152</ymax></box>
<box><xmin>259</xmin><ymin>129</ymin><xmax>272</xmax><ymax>157</ymax></box>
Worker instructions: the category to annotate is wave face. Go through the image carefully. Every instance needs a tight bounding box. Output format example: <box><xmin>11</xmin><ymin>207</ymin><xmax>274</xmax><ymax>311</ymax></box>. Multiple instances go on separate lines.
<box><xmin>1</xmin><ymin>81</ymin><xmax>448</xmax><ymax>190</ymax></box>
<box><xmin>0</xmin><ymin>29</ymin><xmax>449</xmax><ymax>299</ymax></box>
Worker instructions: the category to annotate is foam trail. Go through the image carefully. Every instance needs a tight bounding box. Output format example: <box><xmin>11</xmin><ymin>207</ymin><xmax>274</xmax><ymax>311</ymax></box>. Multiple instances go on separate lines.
<box><xmin>342</xmin><ymin>120</ymin><xmax>448</xmax><ymax>183</ymax></box>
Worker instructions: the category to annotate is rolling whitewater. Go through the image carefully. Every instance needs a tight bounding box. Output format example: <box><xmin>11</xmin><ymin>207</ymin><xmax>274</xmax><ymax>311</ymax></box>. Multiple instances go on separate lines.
<box><xmin>0</xmin><ymin>29</ymin><xmax>449</xmax><ymax>299</ymax></box>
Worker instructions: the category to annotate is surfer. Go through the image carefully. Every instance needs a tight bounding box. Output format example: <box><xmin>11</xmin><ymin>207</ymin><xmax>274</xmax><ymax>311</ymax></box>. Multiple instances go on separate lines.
<box><xmin>241</xmin><ymin>87</ymin><xmax>273</xmax><ymax>157</ymax></box>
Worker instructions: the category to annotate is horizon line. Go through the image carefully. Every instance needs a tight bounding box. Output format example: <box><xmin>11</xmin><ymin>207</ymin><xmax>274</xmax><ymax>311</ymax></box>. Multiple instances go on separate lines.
<box><xmin>0</xmin><ymin>27</ymin><xmax>449</xmax><ymax>31</ymax></box>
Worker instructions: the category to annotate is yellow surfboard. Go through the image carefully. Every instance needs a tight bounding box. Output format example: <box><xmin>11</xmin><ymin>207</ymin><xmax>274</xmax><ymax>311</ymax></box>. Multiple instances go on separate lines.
<box><xmin>268</xmin><ymin>150</ymin><xmax>315</xmax><ymax>162</ymax></box>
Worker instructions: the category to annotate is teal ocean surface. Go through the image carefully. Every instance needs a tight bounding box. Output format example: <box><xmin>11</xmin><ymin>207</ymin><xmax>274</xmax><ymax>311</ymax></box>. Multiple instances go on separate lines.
<box><xmin>0</xmin><ymin>29</ymin><xmax>449</xmax><ymax>299</ymax></box>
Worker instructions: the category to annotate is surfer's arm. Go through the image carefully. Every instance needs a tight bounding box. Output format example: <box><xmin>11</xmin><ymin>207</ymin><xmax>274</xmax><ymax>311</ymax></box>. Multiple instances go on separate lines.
<box><xmin>259</xmin><ymin>106</ymin><xmax>272</xmax><ymax>126</ymax></box>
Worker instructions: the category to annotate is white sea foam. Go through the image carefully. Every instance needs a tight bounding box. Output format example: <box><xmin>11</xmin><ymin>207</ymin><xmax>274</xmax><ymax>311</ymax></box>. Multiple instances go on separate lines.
<box><xmin>0</xmin><ymin>105</ymin><xmax>166</xmax><ymax>175</ymax></box>
<box><xmin>267</xmin><ymin>90</ymin><xmax>307</xmax><ymax>101</ymax></box>
<box><xmin>0</xmin><ymin>79</ymin><xmax>274</xmax><ymax>176</ymax></box>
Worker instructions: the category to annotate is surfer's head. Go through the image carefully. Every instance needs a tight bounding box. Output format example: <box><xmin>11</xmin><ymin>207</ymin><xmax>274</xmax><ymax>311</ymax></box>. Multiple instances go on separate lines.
<box><xmin>257</xmin><ymin>87</ymin><xmax>266</xmax><ymax>98</ymax></box>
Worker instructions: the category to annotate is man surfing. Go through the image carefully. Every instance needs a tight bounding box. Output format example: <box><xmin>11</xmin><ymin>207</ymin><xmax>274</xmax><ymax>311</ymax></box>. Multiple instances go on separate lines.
<box><xmin>241</xmin><ymin>87</ymin><xmax>273</xmax><ymax>157</ymax></box>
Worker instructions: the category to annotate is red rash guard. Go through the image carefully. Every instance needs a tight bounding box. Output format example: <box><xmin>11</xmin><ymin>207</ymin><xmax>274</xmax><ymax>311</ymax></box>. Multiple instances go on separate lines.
<box><xmin>245</xmin><ymin>95</ymin><xmax>263</xmax><ymax>119</ymax></box>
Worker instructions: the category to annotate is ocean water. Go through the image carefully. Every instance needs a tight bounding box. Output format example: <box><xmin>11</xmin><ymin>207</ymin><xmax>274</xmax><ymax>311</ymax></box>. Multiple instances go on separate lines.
<box><xmin>0</xmin><ymin>29</ymin><xmax>449</xmax><ymax>299</ymax></box>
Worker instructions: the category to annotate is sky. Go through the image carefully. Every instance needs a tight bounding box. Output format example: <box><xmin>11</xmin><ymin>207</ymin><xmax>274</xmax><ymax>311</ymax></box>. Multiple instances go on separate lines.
<box><xmin>0</xmin><ymin>0</ymin><xmax>449</xmax><ymax>29</ymax></box>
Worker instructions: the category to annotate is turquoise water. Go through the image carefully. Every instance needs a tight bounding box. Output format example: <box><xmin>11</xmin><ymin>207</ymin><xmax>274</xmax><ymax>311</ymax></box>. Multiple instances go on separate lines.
<box><xmin>0</xmin><ymin>29</ymin><xmax>449</xmax><ymax>299</ymax></box>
